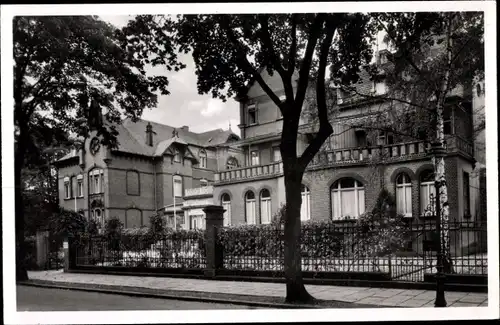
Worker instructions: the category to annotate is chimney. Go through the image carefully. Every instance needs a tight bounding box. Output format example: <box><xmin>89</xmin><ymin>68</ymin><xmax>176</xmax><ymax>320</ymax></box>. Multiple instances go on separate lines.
<box><xmin>146</xmin><ymin>122</ymin><xmax>154</xmax><ymax>146</ymax></box>
<box><xmin>180</xmin><ymin>125</ymin><xmax>189</xmax><ymax>132</ymax></box>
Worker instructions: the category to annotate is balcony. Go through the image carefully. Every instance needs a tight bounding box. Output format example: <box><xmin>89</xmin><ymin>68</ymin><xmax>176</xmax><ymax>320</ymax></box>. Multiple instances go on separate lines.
<box><xmin>184</xmin><ymin>186</ymin><xmax>213</xmax><ymax>198</ymax></box>
<box><xmin>214</xmin><ymin>161</ymin><xmax>283</xmax><ymax>184</ymax></box>
<box><xmin>308</xmin><ymin>135</ymin><xmax>473</xmax><ymax>168</ymax></box>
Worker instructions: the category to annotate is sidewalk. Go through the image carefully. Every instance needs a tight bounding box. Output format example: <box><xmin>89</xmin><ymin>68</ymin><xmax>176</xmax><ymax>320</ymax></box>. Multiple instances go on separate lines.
<box><xmin>24</xmin><ymin>270</ymin><xmax>488</xmax><ymax>308</ymax></box>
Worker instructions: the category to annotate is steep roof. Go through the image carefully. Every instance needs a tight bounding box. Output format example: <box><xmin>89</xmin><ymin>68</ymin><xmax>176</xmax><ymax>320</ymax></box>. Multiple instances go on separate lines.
<box><xmin>57</xmin><ymin>118</ymin><xmax>240</xmax><ymax>163</ymax></box>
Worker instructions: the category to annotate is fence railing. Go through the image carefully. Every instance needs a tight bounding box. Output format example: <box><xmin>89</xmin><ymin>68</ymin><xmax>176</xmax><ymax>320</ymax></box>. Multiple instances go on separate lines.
<box><xmin>73</xmin><ymin>232</ymin><xmax>206</xmax><ymax>270</ymax></box>
<box><xmin>67</xmin><ymin>219</ymin><xmax>487</xmax><ymax>285</ymax></box>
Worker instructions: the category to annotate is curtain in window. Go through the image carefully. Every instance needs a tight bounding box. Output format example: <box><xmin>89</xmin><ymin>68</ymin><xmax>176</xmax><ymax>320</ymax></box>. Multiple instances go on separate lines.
<box><xmin>245</xmin><ymin>199</ymin><xmax>256</xmax><ymax>224</ymax></box>
<box><xmin>300</xmin><ymin>187</ymin><xmax>311</xmax><ymax>221</ymax></box>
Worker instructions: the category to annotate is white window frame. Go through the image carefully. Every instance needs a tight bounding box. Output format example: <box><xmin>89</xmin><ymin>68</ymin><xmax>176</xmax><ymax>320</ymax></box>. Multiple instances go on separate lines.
<box><xmin>245</xmin><ymin>191</ymin><xmax>256</xmax><ymax>225</ymax></box>
<box><xmin>250</xmin><ymin>150</ymin><xmax>260</xmax><ymax>166</ymax></box>
<box><xmin>272</xmin><ymin>146</ymin><xmax>281</xmax><ymax>162</ymax></box>
<box><xmin>301</xmin><ymin>185</ymin><xmax>311</xmax><ymax>221</ymax></box>
<box><xmin>173</xmin><ymin>175</ymin><xmax>183</xmax><ymax>198</ymax></box>
<box><xmin>248</xmin><ymin>104</ymin><xmax>257</xmax><ymax>125</ymax></box>
<box><xmin>64</xmin><ymin>177</ymin><xmax>70</xmax><ymax>199</ymax></box>
<box><xmin>222</xmin><ymin>194</ymin><xmax>231</xmax><ymax>227</ymax></box>
<box><xmin>331</xmin><ymin>179</ymin><xmax>365</xmax><ymax>220</ymax></box>
<box><xmin>420</xmin><ymin>171</ymin><xmax>436</xmax><ymax>216</ymax></box>
<box><xmin>77</xmin><ymin>177</ymin><xmax>84</xmax><ymax>197</ymax></box>
<box><xmin>199</xmin><ymin>150</ymin><xmax>207</xmax><ymax>168</ymax></box>
<box><xmin>89</xmin><ymin>169</ymin><xmax>104</xmax><ymax>194</ymax></box>
<box><xmin>200</xmin><ymin>179</ymin><xmax>208</xmax><ymax>187</ymax></box>
<box><xmin>396</xmin><ymin>174</ymin><xmax>412</xmax><ymax>217</ymax></box>
<box><xmin>260</xmin><ymin>189</ymin><xmax>272</xmax><ymax>225</ymax></box>
<box><xmin>173</xmin><ymin>149</ymin><xmax>181</xmax><ymax>163</ymax></box>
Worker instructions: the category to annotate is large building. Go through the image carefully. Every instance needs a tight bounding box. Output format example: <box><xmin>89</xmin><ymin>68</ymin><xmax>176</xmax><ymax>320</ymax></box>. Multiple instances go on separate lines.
<box><xmin>56</xmin><ymin>49</ymin><xmax>486</xmax><ymax>240</ymax></box>
<box><xmin>211</xmin><ymin>50</ymin><xmax>485</xmax><ymax>231</ymax></box>
<box><xmin>55</xmin><ymin>117</ymin><xmax>241</xmax><ymax>229</ymax></box>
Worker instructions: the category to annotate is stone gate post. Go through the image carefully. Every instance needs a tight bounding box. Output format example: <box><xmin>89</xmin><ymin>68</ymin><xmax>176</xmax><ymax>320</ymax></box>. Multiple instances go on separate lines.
<box><xmin>36</xmin><ymin>230</ymin><xmax>49</xmax><ymax>269</ymax></box>
<box><xmin>203</xmin><ymin>205</ymin><xmax>225</xmax><ymax>278</ymax></box>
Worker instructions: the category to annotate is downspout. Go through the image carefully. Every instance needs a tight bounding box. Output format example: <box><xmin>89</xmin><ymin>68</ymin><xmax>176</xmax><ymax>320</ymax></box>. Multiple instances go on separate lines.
<box><xmin>153</xmin><ymin>157</ymin><xmax>158</xmax><ymax>213</ymax></box>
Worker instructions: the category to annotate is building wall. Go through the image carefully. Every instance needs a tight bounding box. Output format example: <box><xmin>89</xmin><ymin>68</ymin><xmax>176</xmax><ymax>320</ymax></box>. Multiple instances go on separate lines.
<box><xmin>213</xmin><ymin>178</ymin><xmax>282</xmax><ymax>225</ymax></box>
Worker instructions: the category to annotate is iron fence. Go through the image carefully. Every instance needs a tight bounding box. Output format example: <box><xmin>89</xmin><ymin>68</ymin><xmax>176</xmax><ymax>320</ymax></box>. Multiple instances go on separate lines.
<box><xmin>216</xmin><ymin>220</ymin><xmax>487</xmax><ymax>282</ymax></box>
<box><xmin>74</xmin><ymin>232</ymin><xmax>206</xmax><ymax>269</ymax></box>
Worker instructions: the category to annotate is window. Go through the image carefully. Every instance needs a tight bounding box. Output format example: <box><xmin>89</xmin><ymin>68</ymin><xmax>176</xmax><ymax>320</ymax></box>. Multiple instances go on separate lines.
<box><xmin>278</xmin><ymin>95</ymin><xmax>286</xmax><ymax>118</ymax></box>
<box><xmin>200</xmin><ymin>179</ymin><xmax>208</xmax><ymax>187</ymax></box>
<box><xmin>396</xmin><ymin>173</ymin><xmax>412</xmax><ymax>217</ymax></box>
<box><xmin>77</xmin><ymin>175</ymin><xmax>83</xmax><ymax>197</ymax></box>
<box><xmin>126</xmin><ymin>170</ymin><xmax>140</xmax><ymax>196</ymax></box>
<box><xmin>476</xmin><ymin>83</ymin><xmax>482</xmax><ymax>97</ymax></box>
<box><xmin>93</xmin><ymin>209</ymin><xmax>104</xmax><ymax>228</ymax></box>
<box><xmin>226</xmin><ymin>157</ymin><xmax>239</xmax><ymax>169</ymax></box>
<box><xmin>331</xmin><ymin>178</ymin><xmax>365</xmax><ymax>220</ymax></box>
<box><xmin>245</xmin><ymin>191</ymin><xmax>256</xmax><ymax>225</ymax></box>
<box><xmin>420</xmin><ymin>170</ymin><xmax>436</xmax><ymax>215</ymax></box>
<box><xmin>221</xmin><ymin>193</ymin><xmax>231</xmax><ymax>226</ymax></box>
<box><xmin>199</xmin><ymin>150</ymin><xmax>207</xmax><ymax>168</ymax></box>
<box><xmin>69</xmin><ymin>176</ymin><xmax>75</xmax><ymax>198</ymax></box>
<box><xmin>463</xmin><ymin>171</ymin><xmax>471</xmax><ymax>217</ymax></box>
<box><xmin>64</xmin><ymin>177</ymin><xmax>70</xmax><ymax>199</ymax></box>
<box><xmin>372</xmin><ymin>81</ymin><xmax>387</xmax><ymax>95</ymax></box>
<box><xmin>173</xmin><ymin>149</ymin><xmax>181</xmax><ymax>163</ymax></box>
<box><xmin>89</xmin><ymin>169</ymin><xmax>104</xmax><ymax>194</ymax></box>
<box><xmin>250</xmin><ymin>151</ymin><xmax>260</xmax><ymax>166</ymax></box>
<box><xmin>173</xmin><ymin>175</ymin><xmax>183</xmax><ymax>197</ymax></box>
<box><xmin>301</xmin><ymin>185</ymin><xmax>311</xmax><ymax>221</ymax></box>
<box><xmin>248</xmin><ymin>104</ymin><xmax>257</xmax><ymax>124</ymax></box>
<box><xmin>376</xmin><ymin>131</ymin><xmax>394</xmax><ymax>146</ymax></box>
<box><xmin>260</xmin><ymin>189</ymin><xmax>272</xmax><ymax>224</ymax></box>
<box><xmin>272</xmin><ymin>146</ymin><xmax>281</xmax><ymax>162</ymax></box>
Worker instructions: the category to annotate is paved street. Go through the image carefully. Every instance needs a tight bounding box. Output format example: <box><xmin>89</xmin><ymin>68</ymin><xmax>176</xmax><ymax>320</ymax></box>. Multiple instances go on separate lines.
<box><xmin>16</xmin><ymin>285</ymin><xmax>260</xmax><ymax>311</ymax></box>
<box><xmin>27</xmin><ymin>270</ymin><xmax>489</xmax><ymax>308</ymax></box>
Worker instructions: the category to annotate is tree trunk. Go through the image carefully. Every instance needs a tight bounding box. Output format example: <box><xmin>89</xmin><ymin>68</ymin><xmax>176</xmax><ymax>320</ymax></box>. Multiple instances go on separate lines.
<box><xmin>15</xmin><ymin>140</ymin><xmax>29</xmax><ymax>281</ymax></box>
<box><xmin>283</xmin><ymin>164</ymin><xmax>315</xmax><ymax>303</ymax></box>
<box><xmin>433</xmin><ymin>15</ymin><xmax>454</xmax><ymax>274</ymax></box>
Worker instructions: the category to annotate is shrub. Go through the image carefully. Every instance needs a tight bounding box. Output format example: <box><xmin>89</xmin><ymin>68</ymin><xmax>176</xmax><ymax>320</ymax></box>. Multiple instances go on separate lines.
<box><xmin>48</xmin><ymin>208</ymin><xmax>88</xmax><ymax>239</ymax></box>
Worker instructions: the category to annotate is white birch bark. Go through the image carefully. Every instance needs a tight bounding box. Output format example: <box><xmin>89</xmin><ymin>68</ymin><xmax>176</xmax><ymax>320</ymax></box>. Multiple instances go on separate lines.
<box><xmin>433</xmin><ymin>15</ymin><xmax>454</xmax><ymax>272</ymax></box>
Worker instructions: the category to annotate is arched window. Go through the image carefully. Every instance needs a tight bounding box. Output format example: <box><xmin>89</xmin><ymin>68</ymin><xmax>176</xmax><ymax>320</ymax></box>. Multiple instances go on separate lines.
<box><xmin>173</xmin><ymin>175</ymin><xmax>183</xmax><ymax>197</ymax></box>
<box><xmin>93</xmin><ymin>209</ymin><xmax>104</xmax><ymax>228</ymax></box>
<box><xmin>221</xmin><ymin>193</ymin><xmax>231</xmax><ymax>226</ymax></box>
<box><xmin>331</xmin><ymin>178</ymin><xmax>365</xmax><ymax>220</ymax></box>
<box><xmin>89</xmin><ymin>169</ymin><xmax>104</xmax><ymax>194</ymax></box>
<box><xmin>200</xmin><ymin>179</ymin><xmax>208</xmax><ymax>187</ymax></box>
<box><xmin>420</xmin><ymin>170</ymin><xmax>436</xmax><ymax>215</ymax></box>
<box><xmin>199</xmin><ymin>150</ymin><xmax>207</xmax><ymax>168</ymax></box>
<box><xmin>226</xmin><ymin>157</ymin><xmax>239</xmax><ymax>169</ymax></box>
<box><xmin>396</xmin><ymin>173</ymin><xmax>412</xmax><ymax>217</ymax></box>
<box><xmin>300</xmin><ymin>185</ymin><xmax>311</xmax><ymax>221</ymax></box>
<box><xmin>260</xmin><ymin>189</ymin><xmax>272</xmax><ymax>224</ymax></box>
<box><xmin>245</xmin><ymin>191</ymin><xmax>256</xmax><ymax>225</ymax></box>
<box><xmin>64</xmin><ymin>177</ymin><xmax>70</xmax><ymax>199</ymax></box>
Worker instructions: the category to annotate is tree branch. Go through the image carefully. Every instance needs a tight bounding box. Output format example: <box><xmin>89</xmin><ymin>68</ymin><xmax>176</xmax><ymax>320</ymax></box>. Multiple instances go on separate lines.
<box><xmin>299</xmin><ymin>16</ymin><xmax>335</xmax><ymax>168</ymax></box>
<box><xmin>287</xmin><ymin>14</ymin><xmax>298</xmax><ymax>75</ymax></box>
<box><xmin>220</xmin><ymin>17</ymin><xmax>283</xmax><ymax>108</ymax></box>
<box><xmin>294</xmin><ymin>14</ymin><xmax>326</xmax><ymax>112</ymax></box>
<box><xmin>258</xmin><ymin>15</ymin><xmax>294</xmax><ymax>114</ymax></box>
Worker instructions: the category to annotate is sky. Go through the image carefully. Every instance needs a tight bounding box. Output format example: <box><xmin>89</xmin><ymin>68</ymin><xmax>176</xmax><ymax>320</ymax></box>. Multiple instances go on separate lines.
<box><xmin>100</xmin><ymin>15</ymin><xmax>389</xmax><ymax>138</ymax></box>
<box><xmin>101</xmin><ymin>15</ymin><xmax>241</xmax><ymax>136</ymax></box>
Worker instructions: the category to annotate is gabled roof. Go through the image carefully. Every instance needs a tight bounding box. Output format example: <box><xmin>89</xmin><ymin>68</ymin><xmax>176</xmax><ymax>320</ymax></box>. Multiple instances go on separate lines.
<box><xmin>56</xmin><ymin>117</ymin><xmax>240</xmax><ymax>163</ymax></box>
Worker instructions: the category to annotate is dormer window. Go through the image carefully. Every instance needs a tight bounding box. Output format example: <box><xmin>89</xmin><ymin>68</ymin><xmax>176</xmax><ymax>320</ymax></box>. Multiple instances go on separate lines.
<box><xmin>173</xmin><ymin>149</ymin><xmax>181</xmax><ymax>163</ymax></box>
<box><xmin>248</xmin><ymin>104</ymin><xmax>257</xmax><ymax>125</ymax></box>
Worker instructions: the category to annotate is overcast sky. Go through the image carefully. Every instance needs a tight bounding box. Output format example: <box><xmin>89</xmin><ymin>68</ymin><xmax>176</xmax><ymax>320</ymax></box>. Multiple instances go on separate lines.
<box><xmin>101</xmin><ymin>15</ymin><xmax>241</xmax><ymax>136</ymax></box>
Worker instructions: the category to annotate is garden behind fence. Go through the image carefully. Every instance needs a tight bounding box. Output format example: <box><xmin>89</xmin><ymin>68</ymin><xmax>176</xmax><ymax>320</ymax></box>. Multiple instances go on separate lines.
<box><xmin>71</xmin><ymin>219</ymin><xmax>487</xmax><ymax>287</ymax></box>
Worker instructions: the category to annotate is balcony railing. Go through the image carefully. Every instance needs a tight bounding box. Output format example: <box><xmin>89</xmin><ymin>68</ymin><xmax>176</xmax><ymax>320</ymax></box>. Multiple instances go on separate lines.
<box><xmin>309</xmin><ymin>141</ymin><xmax>428</xmax><ymax>166</ymax></box>
<box><xmin>184</xmin><ymin>186</ymin><xmax>214</xmax><ymax>198</ymax></box>
<box><xmin>308</xmin><ymin>135</ymin><xmax>473</xmax><ymax>167</ymax></box>
<box><xmin>214</xmin><ymin>162</ymin><xmax>283</xmax><ymax>183</ymax></box>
